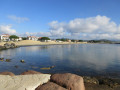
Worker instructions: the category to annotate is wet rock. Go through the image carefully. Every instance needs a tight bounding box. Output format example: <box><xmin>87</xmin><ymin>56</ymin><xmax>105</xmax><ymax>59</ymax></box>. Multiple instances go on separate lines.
<box><xmin>0</xmin><ymin>58</ymin><xmax>4</xmax><ymax>61</ymax></box>
<box><xmin>0</xmin><ymin>58</ymin><xmax>4</xmax><ymax>60</ymax></box>
<box><xmin>36</xmin><ymin>82</ymin><xmax>67</xmax><ymax>90</ymax></box>
<box><xmin>5</xmin><ymin>59</ymin><xmax>11</xmax><ymax>62</ymax></box>
<box><xmin>85</xmin><ymin>83</ymin><xmax>114</xmax><ymax>90</ymax></box>
<box><xmin>20</xmin><ymin>60</ymin><xmax>25</xmax><ymax>63</ymax></box>
<box><xmin>40</xmin><ymin>66</ymin><xmax>55</xmax><ymax>70</ymax></box>
<box><xmin>50</xmin><ymin>66</ymin><xmax>55</xmax><ymax>69</ymax></box>
<box><xmin>0</xmin><ymin>72</ymin><xmax>15</xmax><ymax>76</ymax></box>
<box><xmin>83</xmin><ymin>76</ymin><xmax>99</xmax><ymax>84</ymax></box>
<box><xmin>40</xmin><ymin>67</ymin><xmax>51</xmax><ymax>70</ymax></box>
<box><xmin>51</xmin><ymin>73</ymin><xmax>85</xmax><ymax>90</ymax></box>
<box><xmin>98</xmin><ymin>77</ymin><xmax>120</xmax><ymax>88</ymax></box>
<box><xmin>21</xmin><ymin>70</ymin><xmax>42</xmax><ymax>75</ymax></box>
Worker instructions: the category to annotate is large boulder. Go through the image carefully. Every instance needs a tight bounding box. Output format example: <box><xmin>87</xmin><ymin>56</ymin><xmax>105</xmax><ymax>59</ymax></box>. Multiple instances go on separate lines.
<box><xmin>36</xmin><ymin>82</ymin><xmax>67</xmax><ymax>90</ymax></box>
<box><xmin>0</xmin><ymin>74</ymin><xmax>51</xmax><ymax>90</ymax></box>
<box><xmin>11</xmin><ymin>43</ymin><xmax>16</xmax><ymax>48</ymax></box>
<box><xmin>4</xmin><ymin>43</ymin><xmax>11</xmax><ymax>48</ymax></box>
<box><xmin>0</xmin><ymin>72</ymin><xmax>15</xmax><ymax>76</ymax></box>
<box><xmin>21</xmin><ymin>70</ymin><xmax>42</xmax><ymax>75</ymax></box>
<box><xmin>51</xmin><ymin>73</ymin><xmax>85</xmax><ymax>90</ymax></box>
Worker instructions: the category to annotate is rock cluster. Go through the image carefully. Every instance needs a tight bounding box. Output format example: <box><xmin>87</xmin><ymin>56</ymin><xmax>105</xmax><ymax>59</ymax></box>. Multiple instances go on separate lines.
<box><xmin>4</xmin><ymin>43</ymin><xmax>17</xmax><ymax>49</ymax></box>
<box><xmin>1</xmin><ymin>70</ymin><xmax>120</xmax><ymax>90</ymax></box>
<box><xmin>0</xmin><ymin>71</ymin><xmax>85</xmax><ymax>90</ymax></box>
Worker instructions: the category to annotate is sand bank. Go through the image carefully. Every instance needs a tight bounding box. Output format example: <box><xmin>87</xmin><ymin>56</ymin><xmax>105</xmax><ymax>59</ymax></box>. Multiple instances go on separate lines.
<box><xmin>0</xmin><ymin>40</ymin><xmax>87</xmax><ymax>46</ymax></box>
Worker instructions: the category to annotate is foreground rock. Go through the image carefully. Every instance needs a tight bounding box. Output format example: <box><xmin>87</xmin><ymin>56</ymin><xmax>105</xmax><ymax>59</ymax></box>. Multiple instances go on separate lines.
<box><xmin>21</xmin><ymin>70</ymin><xmax>42</xmax><ymax>75</ymax></box>
<box><xmin>0</xmin><ymin>74</ymin><xmax>51</xmax><ymax>90</ymax></box>
<box><xmin>36</xmin><ymin>82</ymin><xmax>67</xmax><ymax>90</ymax></box>
<box><xmin>0</xmin><ymin>71</ymin><xmax>15</xmax><ymax>76</ymax></box>
<box><xmin>51</xmin><ymin>73</ymin><xmax>85</xmax><ymax>90</ymax></box>
<box><xmin>84</xmin><ymin>76</ymin><xmax>120</xmax><ymax>90</ymax></box>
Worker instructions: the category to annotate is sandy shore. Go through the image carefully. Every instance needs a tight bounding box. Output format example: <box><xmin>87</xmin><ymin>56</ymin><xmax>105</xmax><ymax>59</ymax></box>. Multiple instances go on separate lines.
<box><xmin>0</xmin><ymin>40</ymin><xmax>87</xmax><ymax>46</ymax></box>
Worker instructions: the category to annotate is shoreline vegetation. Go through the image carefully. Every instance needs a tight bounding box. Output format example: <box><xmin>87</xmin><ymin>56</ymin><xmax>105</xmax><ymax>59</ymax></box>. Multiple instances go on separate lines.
<box><xmin>0</xmin><ymin>40</ymin><xmax>120</xmax><ymax>89</ymax></box>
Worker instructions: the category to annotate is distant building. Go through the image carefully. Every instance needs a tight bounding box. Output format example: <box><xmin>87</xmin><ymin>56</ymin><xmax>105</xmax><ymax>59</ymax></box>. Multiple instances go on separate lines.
<box><xmin>27</xmin><ymin>36</ymin><xmax>38</xmax><ymax>41</ymax></box>
<box><xmin>18</xmin><ymin>37</ymin><xmax>22</xmax><ymax>41</ymax></box>
<box><xmin>56</xmin><ymin>40</ymin><xmax>63</xmax><ymax>42</ymax></box>
<box><xmin>67</xmin><ymin>39</ymin><xmax>71</xmax><ymax>42</ymax></box>
<box><xmin>15</xmin><ymin>37</ymin><xmax>23</xmax><ymax>41</ymax></box>
<box><xmin>0</xmin><ymin>34</ymin><xmax>10</xmax><ymax>41</ymax></box>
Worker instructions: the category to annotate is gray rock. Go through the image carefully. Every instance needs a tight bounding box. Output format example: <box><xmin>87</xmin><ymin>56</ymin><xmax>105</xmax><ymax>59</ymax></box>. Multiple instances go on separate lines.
<box><xmin>0</xmin><ymin>74</ymin><xmax>51</xmax><ymax>90</ymax></box>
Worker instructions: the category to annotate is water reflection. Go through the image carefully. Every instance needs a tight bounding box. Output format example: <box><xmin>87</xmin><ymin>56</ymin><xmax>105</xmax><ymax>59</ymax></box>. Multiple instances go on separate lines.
<box><xmin>0</xmin><ymin>44</ymin><xmax>120</xmax><ymax>77</ymax></box>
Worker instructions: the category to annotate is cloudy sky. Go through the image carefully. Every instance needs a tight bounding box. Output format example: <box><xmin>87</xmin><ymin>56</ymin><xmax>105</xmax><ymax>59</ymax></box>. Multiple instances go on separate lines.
<box><xmin>0</xmin><ymin>0</ymin><xmax>120</xmax><ymax>40</ymax></box>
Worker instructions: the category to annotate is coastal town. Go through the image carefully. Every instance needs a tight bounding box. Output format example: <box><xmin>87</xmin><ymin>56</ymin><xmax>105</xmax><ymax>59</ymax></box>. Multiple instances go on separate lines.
<box><xmin>0</xmin><ymin>34</ymin><xmax>76</xmax><ymax>42</ymax></box>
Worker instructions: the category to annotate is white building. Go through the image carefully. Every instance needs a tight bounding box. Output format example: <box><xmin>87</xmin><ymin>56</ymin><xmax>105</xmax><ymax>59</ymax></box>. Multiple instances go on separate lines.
<box><xmin>27</xmin><ymin>36</ymin><xmax>38</xmax><ymax>41</ymax></box>
<box><xmin>15</xmin><ymin>37</ymin><xmax>22</xmax><ymax>41</ymax></box>
<box><xmin>0</xmin><ymin>34</ymin><xmax>10</xmax><ymax>41</ymax></box>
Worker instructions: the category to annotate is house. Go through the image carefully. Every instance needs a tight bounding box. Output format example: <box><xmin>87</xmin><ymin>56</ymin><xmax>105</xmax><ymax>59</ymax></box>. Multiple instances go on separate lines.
<box><xmin>15</xmin><ymin>37</ymin><xmax>22</xmax><ymax>41</ymax></box>
<box><xmin>0</xmin><ymin>34</ymin><xmax>10</xmax><ymax>41</ymax></box>
<box><xmin>18</xmin><ymin>37</ymin><xmax>22</xmax><ymax>41</ymax></box>
<box><xmin>67</xmin><ymin>39</ymin><xmax>71</xmax><ymax>42</ymax></box>
<box><xmin>27</xmin><ymin>36</ymin><xmax>38</xmax><ymax>41</ymax></box>
<box><xmin>56</xmin><ymin>40</ymin><xmax>62</xmax><ymax>42</ymax></box>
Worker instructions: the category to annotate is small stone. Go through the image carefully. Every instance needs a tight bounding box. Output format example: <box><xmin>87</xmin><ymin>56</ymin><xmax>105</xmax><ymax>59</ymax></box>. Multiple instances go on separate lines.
<box><xmin>5</xmin><ymin>59</ymin><xmax>11</xmax><ymax>62</ymax></box>
<box><xmin>40</xmin><ymin>67</ymin><xmax>51</xmax><ymax>70</ymax></box>
<box><xmin>0</xmin><ymin>59</ymin><xmax>4</xmax><ymax>61</ymax></box>
<box><xmin>50</xmin><ymin>66</ymin><xmax>55</xmax><ymax>69</ymax></box>
<box><xmin>20</xmin><ymin>60</ymin><xmax>25</xmax><ymax>63</ymax></box>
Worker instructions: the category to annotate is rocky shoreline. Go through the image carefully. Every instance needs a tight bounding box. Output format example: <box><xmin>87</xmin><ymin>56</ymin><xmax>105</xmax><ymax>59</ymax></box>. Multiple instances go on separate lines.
<box><xmin>0</xmin><ymin>43</ymin><xmax>120</xmax><ymax>89</ymax></box>
<box><xmin>0</xmin><ymin>42</ymin><xmax>19</xmax><ymax>51</ymax></box>
<box><xmin>0</xmin><ymin>70</ymin><xmax>120</xmax><ymax>90</ymax></box>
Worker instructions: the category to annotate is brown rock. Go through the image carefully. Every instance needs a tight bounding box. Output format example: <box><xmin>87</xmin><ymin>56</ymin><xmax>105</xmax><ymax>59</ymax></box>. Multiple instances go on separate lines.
<box><xmin>21</xmin><ymin>70</ymin><xmax>42</xmax><ymax>75</ymax></box>
<box><xmin>36</xmin><ymin>82</ymin><xmax>67</xmax><ymax>90</ymax></box>
<box><xmin>51</xmin><ymin>73</ymin><xmax>85</xmax><ymax>90</ymax></box>
<box><xmin>0</xmin><ymin>72</ymin><xmax>15</xmax><ymax>76</ymax></box>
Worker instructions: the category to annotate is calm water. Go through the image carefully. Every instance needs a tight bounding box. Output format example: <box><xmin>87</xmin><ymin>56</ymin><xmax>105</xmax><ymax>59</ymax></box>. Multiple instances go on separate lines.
<box><xmin>0</xmin><ymin>44</ymin><xmax>120</xmax><ymax>78</ymax></box>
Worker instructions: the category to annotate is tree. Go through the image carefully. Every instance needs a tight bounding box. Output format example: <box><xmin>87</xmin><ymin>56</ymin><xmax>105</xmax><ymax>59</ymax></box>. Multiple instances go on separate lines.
<box><xmin>9</xmin><ymin>35</ymin><xmax>19</xmax><ymax>40</ymax></box>
<box><xmin>71</xmin><ymin>39</ymin><xmax>75</xmax><ymax>42</ymax></box>
<box><xmin>22</xmin><ymin>37</ymin><xmax>27</xmax><ymax>40</ymax></box>
<box><xmin>39</xmin><ymin>37</ymin><xmax>50</xmax><ymax>41</ymax></box>
<box><xmin>56</xmin><ymin>38</ymin><xmax>68</xmax><ymax>41</ymax></box>
<box><xmin>78</xmin><ymin>40</ymin><xmax>83</xmax><ymax>42</ymax></box>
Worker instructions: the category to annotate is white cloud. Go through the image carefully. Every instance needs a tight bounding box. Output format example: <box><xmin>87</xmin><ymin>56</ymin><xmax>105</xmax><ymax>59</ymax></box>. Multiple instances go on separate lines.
<box><xmin>0</xmin><ymin>25</ymin><xmax>16</xmax><ymax>35</ymax></box>
<box><xmin>20</xmin><ymin>32</ymin><xmax>51</xmax><ymax>37</ymax></box>
<box><xmin>2</xmin><ymin>15</ymin><xmax>120</xmax><ymax>40</ymax></box>
<box><xmin>8</xmin><ymin>15</ymin><xmax>29</xmax><ymax>23</ymax></box>
<box><xmin>48</xmin><ymin>15</ymin><xmax>120</xmax><ymax>40</ymax></box>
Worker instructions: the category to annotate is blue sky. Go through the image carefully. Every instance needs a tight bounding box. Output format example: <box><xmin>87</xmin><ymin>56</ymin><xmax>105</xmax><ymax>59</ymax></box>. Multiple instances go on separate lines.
<box><xmin>0</xmin><ymin>0</ymin><xmax>120</xmax><ymax>39</ymax></box>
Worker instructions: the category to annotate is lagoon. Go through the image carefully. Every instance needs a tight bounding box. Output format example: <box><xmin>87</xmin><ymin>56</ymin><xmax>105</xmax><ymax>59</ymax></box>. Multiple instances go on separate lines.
<box><xmin>0</xmin><ymin>44</ymin><xmax>120</xmax><ymax>78</ymax></box>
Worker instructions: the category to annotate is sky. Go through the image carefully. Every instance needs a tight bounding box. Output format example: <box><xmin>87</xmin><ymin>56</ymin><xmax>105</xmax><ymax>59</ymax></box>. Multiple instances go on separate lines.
<box><xmin>0</xmin><ymin>0</ymin><xmax>120</xmax><ymax>40</ymax></box>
